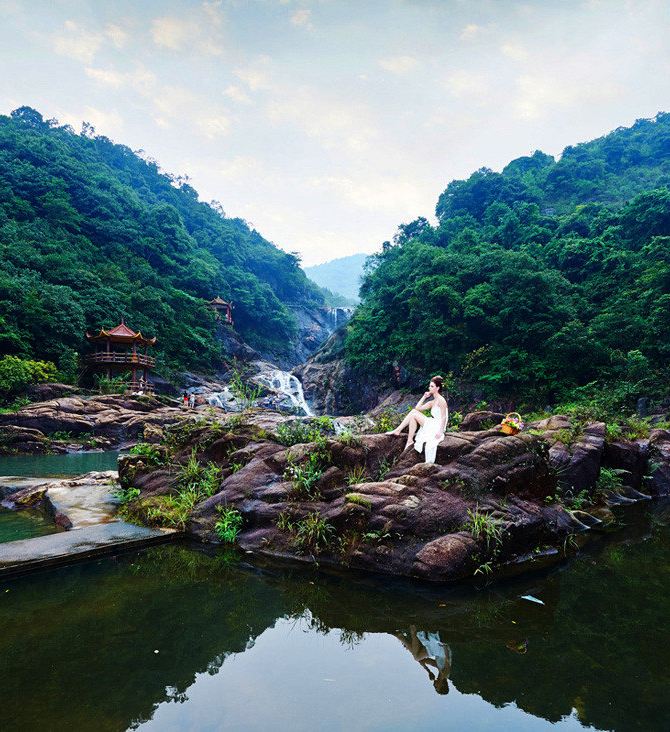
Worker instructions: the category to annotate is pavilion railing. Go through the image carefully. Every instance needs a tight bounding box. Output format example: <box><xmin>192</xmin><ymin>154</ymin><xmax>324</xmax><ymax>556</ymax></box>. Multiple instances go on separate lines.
<box><xmin>85</xmin><ymin>352</ymin><xmax>156</xmax><ymax>367</ymax></box>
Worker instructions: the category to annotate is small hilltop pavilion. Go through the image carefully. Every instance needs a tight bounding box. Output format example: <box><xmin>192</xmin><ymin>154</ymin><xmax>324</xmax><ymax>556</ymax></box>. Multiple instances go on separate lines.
<box><xmin>207</xmin><ymin>296</ymin><xmax>234</xmax><ymax>325</ymax></box>
<box><xmin>85</xmin><ymin>321</ymin><xmax>157</xmax><ymax>391</ymax></box>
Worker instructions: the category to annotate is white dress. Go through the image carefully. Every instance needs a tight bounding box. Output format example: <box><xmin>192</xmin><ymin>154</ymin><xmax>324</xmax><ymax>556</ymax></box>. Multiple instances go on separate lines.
<box><xmin>414</xmin><ymin>402</ymin><xmax>447</xmax><ymax>464</ymax></box>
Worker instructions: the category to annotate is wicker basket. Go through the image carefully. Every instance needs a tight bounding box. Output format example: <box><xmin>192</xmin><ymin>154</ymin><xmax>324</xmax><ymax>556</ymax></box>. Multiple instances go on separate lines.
<box><xmin>500</xmin><ymin>412</ymin><xmax>522</xmax><ymax>435</ymax></box>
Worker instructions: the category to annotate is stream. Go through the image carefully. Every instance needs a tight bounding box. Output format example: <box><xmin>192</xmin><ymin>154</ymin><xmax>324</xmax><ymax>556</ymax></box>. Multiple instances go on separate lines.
<box><xmin>1</xmin><ymin>487</ymin><xmax>669</xmax><ymax>731</ymax></box>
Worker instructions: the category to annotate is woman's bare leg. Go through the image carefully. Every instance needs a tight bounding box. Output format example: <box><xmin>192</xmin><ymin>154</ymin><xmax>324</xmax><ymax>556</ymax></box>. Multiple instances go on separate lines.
<box><xmin>388</xmin><ymin>409</ymin><xmax>425</xmax><ymax>436</ymax></box>
<box><xmin>405</xmin><ymin>411</ymin><xmax>425</xmax><ymax>448</ymax></box>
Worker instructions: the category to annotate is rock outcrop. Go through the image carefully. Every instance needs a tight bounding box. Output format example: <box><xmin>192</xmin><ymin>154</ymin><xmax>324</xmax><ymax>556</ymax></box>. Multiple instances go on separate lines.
<box><xmin>0</xmin><ymin>395</ymin><xmax>187</xmax><ymax>454</ymax></box>
<box><xmin>294</xmin><ymin>329</ymin><xmax>383</xmax><ymax>415</ymax></box>
<box><xmin>119</xmin><ymin>415</ymin><xmax>609</xmax><ymax>583</ymax></box>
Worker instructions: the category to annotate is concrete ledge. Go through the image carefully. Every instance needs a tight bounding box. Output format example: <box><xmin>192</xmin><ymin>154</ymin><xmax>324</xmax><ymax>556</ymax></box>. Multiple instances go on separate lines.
<box><xmin>0</xmin><ymin>522</ymin><xmax>179</xmax><ymax>578</ymax></box>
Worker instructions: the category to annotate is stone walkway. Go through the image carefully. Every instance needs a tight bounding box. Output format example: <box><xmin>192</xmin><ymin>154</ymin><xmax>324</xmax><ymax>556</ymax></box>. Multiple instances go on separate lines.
<box><xmin>0</xmin><ymin>521</ymin><xmax>177</xmax><ymax>577</ymax></box>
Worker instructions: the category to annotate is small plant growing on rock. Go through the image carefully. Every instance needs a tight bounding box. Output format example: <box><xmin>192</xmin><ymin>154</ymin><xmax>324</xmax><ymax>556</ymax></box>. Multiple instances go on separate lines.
<box><xmin>346</xmin><ymin>465</ymin><xmax>369</xmax><ymax>486</ymax></box>
<box><xmin>462</xmin><ymin>507</ymin><xmax>505</xmax><ymax>550</ymax></box>
<box><xmin>374</xmin><ymin>407</ymin><xmax>402</xmax><ymax>434</ymax></box>
<box><xmin>362</xmin><ymin>528</ymin><xmax>391</xmax><ymax>543</ymax></box>
<box><xmin>276</xmin><ymin>510</ymin><xmax>296</xmax><ymax>532</ymax></box>
<box><xmin>129</xmin><ymin>442</ymin><xmax>165</xmax><ymax>466</ymax></box>
<box><xmin>294</xmin><ymin>512</ymin><xmax>335</xmax><ymax>553</ymax></box>
<box><xmin>345</xmin><ymin>493</ymin><xmax>372</xmax><ymax>509</ymax></box>
<box><xmin>337</xmin><ymin>430</ymin><xmax>362</xmax><ymax>447</ymax></box>
<box><xmin>375</xmin><ymin>456</ymin><xmax>395</xmax><ymax>481</ymax></box>
<box><xmin>596</xmin><ymin>466</ymin><xmax>625</xmax><ymax>494</ymax></box>
<box><xmin>214</xmin><ymin>506</ymin><xmax>243</xmax><ymax>543</ymax></box>
<box><xmin>113</xmin><ymin>486</ymin><xmax>140</xmax><ymax>504</ymax></box>
<box><xmin>284</xmin><ymin>454</ymin><xmax>324</xmax><ymax>499</ymax></box>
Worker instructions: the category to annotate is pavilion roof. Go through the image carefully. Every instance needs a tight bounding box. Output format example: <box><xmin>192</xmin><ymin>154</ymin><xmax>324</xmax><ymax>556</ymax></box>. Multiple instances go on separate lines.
<box><xmin>208</xmin><ymin>296</ymin><xmax>232</xmax><ymax>306</ymax></box>
<box><xmin>86</xmin><ymin>321</ymin><xmax>157</xmax><ymax>346</ymax></box>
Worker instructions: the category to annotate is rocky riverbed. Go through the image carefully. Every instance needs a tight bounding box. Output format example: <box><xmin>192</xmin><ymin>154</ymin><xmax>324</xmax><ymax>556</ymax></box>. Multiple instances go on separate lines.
<box><xmin>116</xmin><ymin>408</ymin><xmax>670</xmax><ymax>583</ymax></box>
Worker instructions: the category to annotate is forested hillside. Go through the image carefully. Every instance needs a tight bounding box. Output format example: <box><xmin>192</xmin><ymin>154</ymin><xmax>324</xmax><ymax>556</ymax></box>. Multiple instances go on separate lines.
<box><xmin>346</xmin><ymin>113</ymin><xmax>670</xmax><ymax>410</ymax></box>
<box><xmin>0</xmin><ymin>107</ymin><xmax>323</xmax><ymax>375</ymax></box>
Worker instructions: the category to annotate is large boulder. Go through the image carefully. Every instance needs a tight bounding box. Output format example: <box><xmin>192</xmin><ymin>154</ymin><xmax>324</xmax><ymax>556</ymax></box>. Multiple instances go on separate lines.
<box><xmin>460</xmin><ymin>411</ymin><xmax>505</xmax><ymax>431</ymax></box>
<box><xmin>647</xmin><ymin>429</ymin><xmax>670</xmax><ymax>495</ymax></box>
<box><xmin>0</xmin><ymin>395</ymin><xmax>185</xmax><ymax>444</ymax></box>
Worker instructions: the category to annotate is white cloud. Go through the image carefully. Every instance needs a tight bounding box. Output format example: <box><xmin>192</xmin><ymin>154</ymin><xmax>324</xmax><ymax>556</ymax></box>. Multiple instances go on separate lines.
<box><xmin>224</xmin><ymin>85</ymin><xmax>251</xmax><ymax>103</ymax></box>
<box><xmin>202</xmin><ymin>1</ymin><xmax>224</xmax><ymax>26</ymax></box>
<box><xmin>53</xmin><ymin>21</ymin><xmax>103</xmax><ymax>64</ymax></box>
<box><xmin>197</xmin><ymin>115</ymin><xmax>230</xmax><ymax>139</ymax></box>
<box><xmin>291</xmin><ymin>8</ymin><xmax>312</xmax><ymax>28</ymax></box>
<box><xmin>234</xmin><ymin>56</ymin><xmax>273</xmax><ymax>90</ymax></box>
<box><xmin>150</xmin><ymin>10</ymin><xmax>224</xmax><ymax>55</ymax></box>
<box><xmin>501</xmin><ymin>42</ymin><xmax>529</xmax><ymax>61</ymax></box>
<box><xmin>309</xmin><ymin>174</ymin><xmax>433</xmax><ymax>215</ymax></box>
<box><xmin>445</xmin><ymin>70</ymin><xmax>490</xmax><ymax>98</ymax></box>
<box><xmin>513</xmin><ymin>73</ymin><xmax>621</xmax><ymax>120</ymax></box>
<box><xmin>151</xmin><ymin>17</ymin><xmax>191</xmax><ymax>50</ymax></box>
<box><xmin>266</xmin><ymin>86</ymin><xmax>377</xmax><ymax>152</ymax></box>
<box><xmin>85</xmin><ymin>65</ymin><xmax>156</xmax><ymax>93</ymax></box>
<box><xmin>460</xmin><ymin>23</ymin><xmax>482</xmax><ymax>41</ymax></box>
<box><xmin>151</xmin><ymin>85</ymin><xmax>199</xmax><ymax>118</ymax></box>
<box><xmin>105</xmin><ymin>24</ymin><xmax>128</xmax><ymax>48</ymax></box>
<box><xmin>378</xmin><ymin>55</ymin><xmax>419</xmax><ymax>74</ymax></box>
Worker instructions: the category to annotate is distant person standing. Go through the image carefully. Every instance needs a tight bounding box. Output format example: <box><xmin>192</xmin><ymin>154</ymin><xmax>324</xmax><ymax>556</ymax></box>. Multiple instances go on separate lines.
<box><xmin>188</xmin><ymin>393</ymin><xmax>196</xmax><ymax>409</ymax></box>
<box><xmin>182</xmin><ymin>392</ymin><xmax>189</xmax><ymax>408</ymax></box>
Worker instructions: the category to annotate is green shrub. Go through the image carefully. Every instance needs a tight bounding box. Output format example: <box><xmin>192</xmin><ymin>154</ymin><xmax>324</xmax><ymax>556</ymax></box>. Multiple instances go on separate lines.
<box><xmin>462</xmin><ymin>507</ymin><xmax>505</xmax><ymax>550</ymax></box>
<box><xmin>93</xmin><ymin>373</ymin><xmax>129</xmax><ymax>395</ymax></box>
<box><xmin>113</xmin><ymin>486</ymin><xmax>141</xmax><ymax>504</ymax></box>
<box><xmin>596</xmin><ymin>467</ymin><xmax>625</xmax><ymax>493</ymax></box>
<box><xmin>214</xmin><ymin>506</ymin><xmax>243</xmax><ymax>543</ymax></box>
<box><xmin>345</xmin><ymin>465</ymin><xmax>369</xmax><ymax>486</ymax></box>
<box><xmin>337</xmin><ymin>430</ymin><xmax>362</xmax><ymax>447</ymax></box>
<box><xmin>294</xmin><ymin>512</ymin><xmax>335</xmax><ymax>553</ymax></box>
<box><xmin>129</xmin><ymin>442</ymin><xmax>165</xmax><ymax>466</ymax></box>
<box><xmin>373</xmin><ymin>407</ymin><xmax>403</xmax><ymax>434</ymax></box>
<box><xmin>0</xmin><ymin>355</ymin><xmax>57</xmax><ymax>403</ymax></box>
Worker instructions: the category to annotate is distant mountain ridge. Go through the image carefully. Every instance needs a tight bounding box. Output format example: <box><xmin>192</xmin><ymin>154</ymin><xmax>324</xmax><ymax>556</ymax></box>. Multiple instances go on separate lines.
<box><xmin>305</xmin><ymin>253</ymin><xmax>368</xmax><ymax>303</ymax></box>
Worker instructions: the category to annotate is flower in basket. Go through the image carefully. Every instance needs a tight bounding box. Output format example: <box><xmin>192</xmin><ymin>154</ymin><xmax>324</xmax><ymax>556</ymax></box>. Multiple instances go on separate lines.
<box><xmin>501</xmin><ymin>413</ymin><xmax>524</xmax><ymax>432</ymax></box>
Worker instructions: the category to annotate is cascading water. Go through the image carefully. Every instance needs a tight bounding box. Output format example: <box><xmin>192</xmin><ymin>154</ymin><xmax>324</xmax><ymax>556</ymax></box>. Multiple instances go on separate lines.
<box><xmin>205</xmin><ymin>387</ymin><xmax>236</xmax><ymax>409</ymax></box>
<box><xmin>258</xmin><ymin>369</ymin><xmax>313</xmax><ymax>416</ymax></box>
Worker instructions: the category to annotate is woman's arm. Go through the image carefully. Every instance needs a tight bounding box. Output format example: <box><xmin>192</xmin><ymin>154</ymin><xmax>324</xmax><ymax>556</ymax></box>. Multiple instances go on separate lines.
<box><xmin>415</xmin><ymin>391</ymin><xmax>435</xmax><ymax>410</ymax></box>
<box><xmin>436</xmin><ymin>400</ymin><xmax>447</xmax><ymax>438</ymax></box>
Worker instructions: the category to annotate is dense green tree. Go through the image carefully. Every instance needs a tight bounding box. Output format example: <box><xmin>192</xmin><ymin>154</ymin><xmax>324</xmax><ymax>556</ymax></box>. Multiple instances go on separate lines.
<box><xmin>347</xmin><ymin>113</ymin><xmax>670</xmax><ymax>408</ymax></box>
<box><xmin>0</xmin><ymin>107</ymin><xmax>324</xmax><ymax>373</ymax></box>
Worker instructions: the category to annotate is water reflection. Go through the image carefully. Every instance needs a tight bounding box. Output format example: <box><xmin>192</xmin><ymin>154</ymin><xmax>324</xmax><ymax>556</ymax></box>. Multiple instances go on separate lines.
<box><xmin>396</xmin><ymin>627</ymin><xmax>452</xmax><ymax>694</ymax></box>
<box><xmin>0</xmin><ymin>499</ymin><xmax>668</xmax><ymax>731</ymax></box>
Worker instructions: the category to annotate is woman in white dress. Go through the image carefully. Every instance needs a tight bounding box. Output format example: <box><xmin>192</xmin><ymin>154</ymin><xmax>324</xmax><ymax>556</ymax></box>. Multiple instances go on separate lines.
<box><xmin>387</xmin><ymin>375</ymin><xmax>448</xmax><ymax>463</ymax></box>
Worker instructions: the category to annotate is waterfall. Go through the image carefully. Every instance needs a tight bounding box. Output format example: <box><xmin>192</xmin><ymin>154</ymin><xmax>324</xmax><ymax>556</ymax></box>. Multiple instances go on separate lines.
<box><xmin>204</xmin><ymin>386</ymin><xmax>236</xmax><ymax>409</ymax></box>
<box><xmin>258</xmin><ymin>369</ymin><xmax>313</xmax><ymax>416</ymax></box>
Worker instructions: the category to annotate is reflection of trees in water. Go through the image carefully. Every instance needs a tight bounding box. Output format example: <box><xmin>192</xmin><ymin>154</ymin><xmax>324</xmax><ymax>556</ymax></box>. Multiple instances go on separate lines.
<box><xmin>1</xmin><ymin>501</ymin><xmax>669</xmax><ymax>731</ymax></box>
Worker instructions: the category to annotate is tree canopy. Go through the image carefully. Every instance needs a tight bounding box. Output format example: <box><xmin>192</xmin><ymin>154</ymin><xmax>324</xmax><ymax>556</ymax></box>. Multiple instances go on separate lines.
<box><xmin>346</xmin><ymin>113</ymin><xmax>670</xmax><ymax>409</ymax></box>
<box><xmin>0</xmin><ymin>107</ymin><xmax>324</xmax><ymax>373</ymax></box>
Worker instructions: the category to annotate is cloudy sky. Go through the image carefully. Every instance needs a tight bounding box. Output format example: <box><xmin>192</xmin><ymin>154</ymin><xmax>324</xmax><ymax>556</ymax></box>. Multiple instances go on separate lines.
<box><xmin>1</xmin><ymin>0</ymin><xmax>669</xmax><ymax>265</ymax></box>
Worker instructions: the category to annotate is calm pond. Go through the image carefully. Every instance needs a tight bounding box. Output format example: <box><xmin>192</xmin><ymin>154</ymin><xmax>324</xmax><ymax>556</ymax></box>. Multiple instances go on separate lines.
<box><xmin>0</xmin><ymin>450</ymin><xmax>121</xmax><ymax>477</ymax></box>
<box><xmin>1</xmin><ymin>498</ymin><xmax>668</xmax><ymax>731</ymax></box>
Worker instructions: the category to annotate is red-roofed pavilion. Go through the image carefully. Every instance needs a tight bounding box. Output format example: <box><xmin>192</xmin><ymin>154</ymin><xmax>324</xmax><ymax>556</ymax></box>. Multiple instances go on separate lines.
<box><xmin>207</xmin><ymin>296</ymin><xmax>234</xmax><ymax>325</ymax></box>
<box><xmin>85</xmin><ymin>321</ymin><xmax>156</xmax><ymax>390</ymax></box>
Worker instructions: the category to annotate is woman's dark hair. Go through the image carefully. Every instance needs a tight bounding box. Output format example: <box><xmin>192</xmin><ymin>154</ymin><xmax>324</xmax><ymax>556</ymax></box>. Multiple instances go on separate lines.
<box><xmin>430</xmin><ymin>375</ymin><xmax>444</xmax><ymax>394</ymax></box>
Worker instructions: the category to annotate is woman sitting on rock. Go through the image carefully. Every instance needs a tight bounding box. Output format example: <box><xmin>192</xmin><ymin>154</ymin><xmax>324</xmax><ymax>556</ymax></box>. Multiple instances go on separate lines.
<box><xmin>387</xmin><ymin>375</ymin><xmax>448</xmax><ymax>463</ymax></box>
